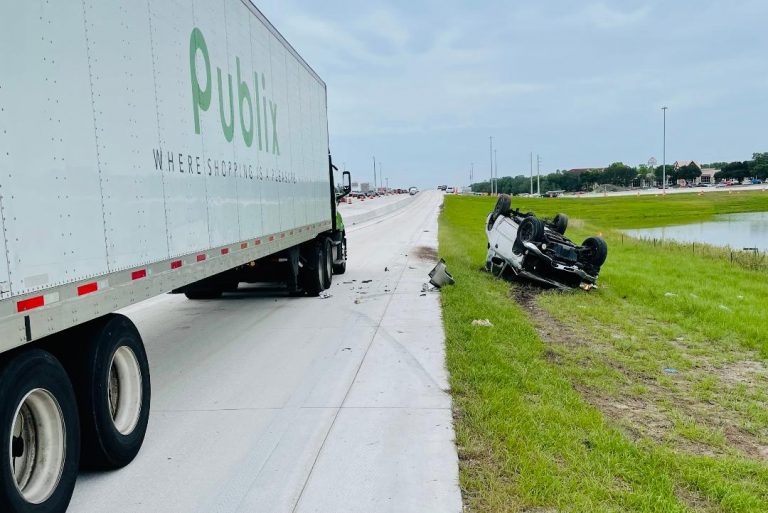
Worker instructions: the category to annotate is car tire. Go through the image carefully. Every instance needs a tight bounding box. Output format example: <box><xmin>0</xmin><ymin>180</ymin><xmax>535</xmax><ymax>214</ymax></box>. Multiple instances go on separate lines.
<box><xmin>517</xmin><ymin>216</ymin><xmax>545</xmax><ymax>243</ymax></box>
<box><xmin>488</xmin><ymin>194</ymin><xmax>512</xmax><ymax>231</ymax></box>
<box><xmin>494</xmin><ymin>194</ymin><xmax>512</xmax><ymax>217</ymax></box>
<box><xmin>552</xmin><ymin>213</ymin><xmax>569</xmax><ymax>235</ymax></box>
<box><xmin>60</xmin><ymin>315</ymin><xmax>151</xmax><ymax>470</ymax></box>
<box><xmin>582</xmin><ymin>237</ymin><xmax>609</xmax><ymax>267</ymax></box>
<box><xmin>0</xmin><ymin>349</ymin><xmax>80</xmax><ymax>513</ymax></box>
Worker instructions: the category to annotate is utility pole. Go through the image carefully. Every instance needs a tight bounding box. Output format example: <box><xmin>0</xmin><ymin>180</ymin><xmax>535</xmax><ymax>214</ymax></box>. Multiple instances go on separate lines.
<box><xmin>379</xmin><ymin>162</ymin><xmax>383</xmax><ymax>191</ymax></box>
<box><xmin>537</xmin><ymin>154</ymin><xmax>542</xmax><ymax>196</ymax></box>
<box><xmin>489</xmin><ymin>136</ymin><xmax>494</xmax><ymax>195</ymax></box>
<box><xmin>530</xmin><ymin>153</ymin><xmax>533</xmax><ymax>195</ymax></box>
<box><xmin>494</xmin><ymin>149</ymin><xmax>498</xmax><ymax>195</ymax></box>
<box><xmin>662</xmin><ymin>106</ymin><xmax>668</xmax><ymax>194</ymax></box>
<box><xmin>373</xmin><ymin>156</ymin><xmax>377</xmax><ymax>191</ymax></box>
<box><xmin>470</xmin><ymin>162</ymin><xmax>474</xmax><ymax>182</ymax></box>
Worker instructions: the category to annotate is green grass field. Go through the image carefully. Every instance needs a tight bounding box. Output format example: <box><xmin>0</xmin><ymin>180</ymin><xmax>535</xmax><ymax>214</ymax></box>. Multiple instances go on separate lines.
<box><xmin>439</xmin><ymin>191</ymin><xmax>768</xmax><ymax>513</ymax></box>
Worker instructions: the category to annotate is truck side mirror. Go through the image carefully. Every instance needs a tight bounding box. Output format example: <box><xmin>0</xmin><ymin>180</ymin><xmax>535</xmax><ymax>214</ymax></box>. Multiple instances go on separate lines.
<box><xmin>343</xmin><ymin>171</ymin><xmax>352</xmax><ymax>194</ymax></box>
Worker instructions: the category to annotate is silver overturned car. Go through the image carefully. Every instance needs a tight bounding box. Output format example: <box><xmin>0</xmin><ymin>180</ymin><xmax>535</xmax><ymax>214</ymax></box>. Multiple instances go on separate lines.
<box><xmin>485</xmin><ymin>195</ymin><xmax>608</xmax><ymax>290</ymax></box>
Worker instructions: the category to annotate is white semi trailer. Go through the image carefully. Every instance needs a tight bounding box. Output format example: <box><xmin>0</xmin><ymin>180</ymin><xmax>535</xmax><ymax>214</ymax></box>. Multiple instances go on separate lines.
<box><xmin>0</xmin><ymin>2</ymin><xmax>351</xmax><ymax>511</ymax></box>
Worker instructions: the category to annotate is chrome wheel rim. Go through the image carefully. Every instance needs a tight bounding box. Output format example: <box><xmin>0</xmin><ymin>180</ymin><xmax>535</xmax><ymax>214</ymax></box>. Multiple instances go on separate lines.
<box><xmin>108</xmin><ymin>346</ymin><xmax>143</xmax><ymax>435</ymax></box>
<box><xmin>10</xmin><ymin>389</ymin><xmax>66</xmax><ymax>504</ymax></box>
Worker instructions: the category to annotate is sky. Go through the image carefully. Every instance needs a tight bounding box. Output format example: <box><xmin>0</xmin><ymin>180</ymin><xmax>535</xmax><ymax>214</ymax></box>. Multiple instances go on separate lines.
<box><xmin>253</xmin><ymin>0</ymin><xmax>768</xmax><ymax>189</ymax></box>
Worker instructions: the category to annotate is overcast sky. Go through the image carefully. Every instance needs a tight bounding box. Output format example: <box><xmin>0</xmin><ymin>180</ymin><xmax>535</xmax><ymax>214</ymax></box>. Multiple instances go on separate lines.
<box><xmin>253</xmin><ymin>0</ymin><xmax>768</xmax><ymax>188</ymax></box>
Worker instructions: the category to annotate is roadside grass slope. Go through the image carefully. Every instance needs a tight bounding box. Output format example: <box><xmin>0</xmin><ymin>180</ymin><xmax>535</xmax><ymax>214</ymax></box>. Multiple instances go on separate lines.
<box><xmin>440</xmin><ymin>193</ymin><xmax>768</xmax><ymax>513</ymax></box>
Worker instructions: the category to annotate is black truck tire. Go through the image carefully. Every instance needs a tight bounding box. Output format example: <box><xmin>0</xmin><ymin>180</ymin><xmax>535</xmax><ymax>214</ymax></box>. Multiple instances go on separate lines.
<box><xmin>0</xmin><ymin>349</ymin><xmax>80</xmax><ymax>513</ymax></box>
<box><xmin>332</xmin><ymin>235</ymin><xmax>347</xmax><ymax>275</ymax></box>
<box><xmin>517</xmin><ymin>216</ymin><xmax>545</xmax><ymax>243</ymax></box>
<box><xmin>301</xmin><ymin>240</ymin><xmax>326</xmax><ymax>296</ymax></box>
<box><xmin>322</xmin><ymin>238</ymin><xmax>334</xmax><ymax>290</ymax></box>
<box><xmin>61</xmin><ymin>315</ymin><xmax>151</xmax><ymax>470</ymax></box>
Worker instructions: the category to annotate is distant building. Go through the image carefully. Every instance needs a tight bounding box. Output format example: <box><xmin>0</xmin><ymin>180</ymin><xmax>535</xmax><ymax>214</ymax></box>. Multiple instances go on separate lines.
<box><xmin>699</xmin><ymin>168</ymin><xmax>719</xmax><ymax>185</ymax></box>
<box><xmin>673</xmin><ymin>160</ymin><xmax>701</xmax><ymax>171</ymax></box>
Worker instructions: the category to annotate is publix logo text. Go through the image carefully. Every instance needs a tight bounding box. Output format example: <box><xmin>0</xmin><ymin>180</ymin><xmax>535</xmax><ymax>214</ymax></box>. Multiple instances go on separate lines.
<box><xmin>189</xmin><ymin>27</ymin><xmax>280</xmax><ymax>155</ymax></box>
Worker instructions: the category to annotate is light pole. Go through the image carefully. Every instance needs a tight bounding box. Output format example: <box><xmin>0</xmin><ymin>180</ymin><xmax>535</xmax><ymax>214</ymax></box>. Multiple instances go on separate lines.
<box><xmin>494</xmin><ymin>149</ymin><xmax>498</xmax><ymax>195</ymax></box>
<box><xmin>372</xmin><ymin>156</ymin><xmax>377</xmax><ymax>192</ymax></box>
<box><xmin>489</xmin><ymin>136</ymin><xmax>494</xmax><ymax>195</ymax></box>
<box><xmin>530</xmin><ymin>152</ymin><xmax>533</xmax><ymax>195</ymax></box>
<box><xmin>662</xmin><ymin>106</ymin><xmax>668</xmax><ymax>193</ymax></box>
<box><xmin>537</xmin><ymin>154</ymin><xmax>542</xmax><ymax>196</ymax></box>
<box><xmin>470</xmin><ymin>162</ymin><xmax>474</xmax><ymax>182</ymax></box>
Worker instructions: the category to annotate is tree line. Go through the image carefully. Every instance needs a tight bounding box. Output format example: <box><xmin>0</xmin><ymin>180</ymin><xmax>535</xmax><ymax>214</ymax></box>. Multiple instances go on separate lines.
<box><xmin>471</xmin><ymin>152</ymin><xmax>768</xmax><ymax>195</ymax></box>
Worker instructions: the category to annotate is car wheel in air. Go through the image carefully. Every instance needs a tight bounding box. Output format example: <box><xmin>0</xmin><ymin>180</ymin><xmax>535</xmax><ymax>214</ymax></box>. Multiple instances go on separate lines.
<box><xmin>552</xmin><ymin>213</ymin><xmax>569</xmax><ymax>235</ymax></box>
<box><xmin>581</xmin><ymin>237</ymin><xmax>609</xmax><ymax>268</ymax></box>
<box><xmin>517</xmin><ymin>217</ymin><xmax>545</xmax><ymax>243</ymax></box>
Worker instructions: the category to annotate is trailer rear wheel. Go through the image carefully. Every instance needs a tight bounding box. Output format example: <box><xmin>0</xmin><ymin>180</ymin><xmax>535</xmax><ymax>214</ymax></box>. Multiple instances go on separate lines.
<box><xmin>0</xmin><ymin>349</ymin><xmax>79</xmax><ymax>513</ymax></box>
<box><xmin>64</xmin><ymin>315</ymin><xmax>150</xmax><ymax>469</ymax></box>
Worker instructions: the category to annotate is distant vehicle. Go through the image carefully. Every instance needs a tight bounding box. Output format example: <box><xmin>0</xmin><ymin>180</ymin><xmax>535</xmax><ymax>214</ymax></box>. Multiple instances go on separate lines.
<box><xmin>543</xmin><ymin>190</ymin><xmax>564</xmax><ymax>198</ymax></box>
<box><xmin>438</xmin><ymin>185</ymin><xmax>447</xmax><ymax>191</ymax></box>
<box><xmin>446</xmin><ymin>187</ymin><xmax>455</xmax><ymax>194</ymax></box>
<box><xmin>752</xmin><ymin>179</ymin><xmax>763</xmax><ymax>185</ymax></box>
<box><xmin>409</xmin><ymin>187</ymin><xmax>419</xmax><ymax>195</ymax></box>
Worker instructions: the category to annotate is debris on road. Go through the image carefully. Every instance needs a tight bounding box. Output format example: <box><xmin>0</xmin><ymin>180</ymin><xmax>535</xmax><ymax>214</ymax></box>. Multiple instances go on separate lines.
<box><xmin>429</xmin><ymin>259</ymin><xmax>455</xmax><ymax>288</ymax></box>
<box><xmin>471</xmin><ymin>319</ymin><xmax>494</xmax><ymax>327</ymax></box>
<box><xmin>362</xmin><ymin>280</ymin><xmax>373</xmax><ymax>284</ymax></box>
<box><xmin>485</xmin><ymin>195</ymin><xmax>608</xmax><ymax>290</ymax></box>
<box><xmin>319</xmin><ymin>292</ymin><xmax>332</xmax><ymax>299</ymax></box>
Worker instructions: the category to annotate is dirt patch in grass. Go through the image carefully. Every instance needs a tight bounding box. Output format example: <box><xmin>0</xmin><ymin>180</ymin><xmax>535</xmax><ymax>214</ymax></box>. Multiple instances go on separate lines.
<box><xmin>510</xmin><ymin>285</ymin><xmax>768</xmax><ymax>463</ymax></box>
<box><xmin>413</xmin><ymin>245</ymin><xmax>439</xmax><ymax>261</ymax></box>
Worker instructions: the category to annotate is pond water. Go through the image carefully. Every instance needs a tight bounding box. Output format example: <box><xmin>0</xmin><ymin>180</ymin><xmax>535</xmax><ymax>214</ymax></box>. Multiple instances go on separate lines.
<box><xmin>625</xmin><ymin>212</ymin><xmax>768</xmax><ymax>252</ymax></box>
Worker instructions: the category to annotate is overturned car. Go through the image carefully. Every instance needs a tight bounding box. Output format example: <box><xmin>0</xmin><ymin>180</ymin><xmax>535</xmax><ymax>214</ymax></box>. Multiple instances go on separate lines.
<box><xmin>485</xmin><ymin>195</ymin><xmax>608</xmax><ymax>290</ymax></box>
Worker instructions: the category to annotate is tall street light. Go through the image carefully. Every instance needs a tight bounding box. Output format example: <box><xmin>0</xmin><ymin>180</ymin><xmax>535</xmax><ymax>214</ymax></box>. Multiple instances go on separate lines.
<box><xmin>662</xmin><ymin>106</ymin><xmax>668</xmax><ymax>194</ymax></box>
<box><xmin>489</xmin><ymin>136</ymin><xmax>494</xmax><ymax>195</ymax></box>
<box><xmin>494</xmin><ymin>149</ymin><xmax>498</xmax><ymax>195</ymax></box>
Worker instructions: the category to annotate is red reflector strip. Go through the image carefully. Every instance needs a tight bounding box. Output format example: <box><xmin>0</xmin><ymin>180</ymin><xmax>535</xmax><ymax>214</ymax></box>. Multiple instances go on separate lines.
<box><xmin>171</xmin><ymin>260</ymin><xmax>182</xmax><ymax>269</ymax></box>
<box><xmin>17</xmin><ymin>296</ymin><xmax>45</xmax><ymax>313</ymax></box>
<box><xmin>77</xmin><ymin>282</ymin><xmax>98</xmax><ymax>296</ymax></box>
<box><xmin>241</xmin><ymin>243</ymin><xmax>248</xmax><ymax>249</ymax></box>
<box><xmin>197</xmin><ymin>254</ymin><xmax>207</xmax><ymax>262</ymax></box>
<box><xmin>254</xmin><ymin>239</ymin><xmax>262</xmax><ymax>246</ymax></box>
<box><xmin>221</xmin><ymin>248</ymin><xmax>229</xmax><ymax>255</ymax></box>
<box><xmin>132</xmin><ymin>270</ymin><xmax>147</xmax><ymax>281</ymax></box>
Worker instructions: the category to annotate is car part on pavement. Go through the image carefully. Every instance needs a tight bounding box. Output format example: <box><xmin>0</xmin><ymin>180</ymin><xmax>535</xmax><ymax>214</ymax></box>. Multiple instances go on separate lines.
<box><xmin>428</xmin><ymin>259</ymin><xmax>455</xmax><ymax>288</ymax></box>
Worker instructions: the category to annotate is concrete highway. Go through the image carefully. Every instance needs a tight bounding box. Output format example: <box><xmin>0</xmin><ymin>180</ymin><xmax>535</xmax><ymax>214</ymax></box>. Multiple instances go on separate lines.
<box><xmin>69</xmin><ymin>191</ymin><xmax>461</xmax><ymax>513</ymax></box>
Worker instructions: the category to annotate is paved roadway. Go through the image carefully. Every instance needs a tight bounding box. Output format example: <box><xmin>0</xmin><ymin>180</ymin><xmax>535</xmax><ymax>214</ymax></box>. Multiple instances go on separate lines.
<box><xmin>69</xmin><ymin>191</ymin><xmax>462</xmax><ymax>513</ymax></box>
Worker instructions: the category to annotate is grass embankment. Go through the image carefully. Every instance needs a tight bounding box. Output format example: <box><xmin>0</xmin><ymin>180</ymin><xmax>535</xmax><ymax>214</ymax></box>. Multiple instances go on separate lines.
<box><xmin>530</xmin><ymin>191</ymin><xmax>768</xmax><ymax>229</ymax></box>
<box><xmin>440</xmin><ymin>192</ymin><xmax>768</xmax><ymax>513</ymax></box>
